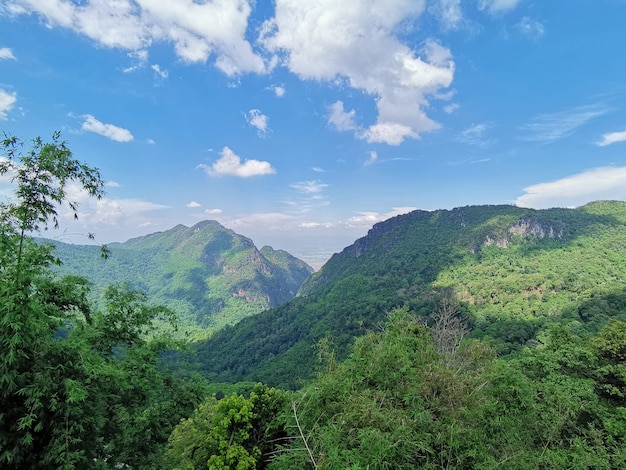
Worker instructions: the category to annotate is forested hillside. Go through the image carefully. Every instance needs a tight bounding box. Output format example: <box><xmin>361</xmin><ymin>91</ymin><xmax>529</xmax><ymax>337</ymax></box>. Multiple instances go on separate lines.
<box><xmin>49</xmin><ymin>221</ymin><xmax>313</xmax><ymax>337</ymax></box>
<box><xmin>195</xmin><ymin>201</ymin><xmax>626</xmax><ymax>388</ymax></box>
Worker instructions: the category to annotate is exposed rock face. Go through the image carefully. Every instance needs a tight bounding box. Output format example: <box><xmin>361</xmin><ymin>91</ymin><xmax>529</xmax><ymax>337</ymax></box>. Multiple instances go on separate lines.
<box><xmin>508</xmin><ymin>217</ymin><xmax>563</xmax><ymax>239</ymax></box>
<box><xmin>484</xmin><ymin>217</ymin><xmax>564</xmax><ymax>248</ymax></box>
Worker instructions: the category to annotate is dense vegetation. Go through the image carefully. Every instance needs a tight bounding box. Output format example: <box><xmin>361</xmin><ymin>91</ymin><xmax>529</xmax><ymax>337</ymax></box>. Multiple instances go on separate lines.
<box><xmin>48</xmin><ymin>222</ymin><xmax>312</xmax><ymax>339</ymax></box>
<box><xmin>195</xmin><ymin>202</ymin><xmax>626</xmax><ymax>389</ymax></box>
<box><xmin>169</xmin><ymin>310</ymin><xmax>626</xmax><ymax>469</ymax></box>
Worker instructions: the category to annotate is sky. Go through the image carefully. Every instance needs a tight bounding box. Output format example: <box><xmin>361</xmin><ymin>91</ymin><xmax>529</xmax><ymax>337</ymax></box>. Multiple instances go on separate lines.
<box><xmin>2</xmin><ymin>1</ymin><xmax>626</xmax><ymax>269</ymax></box>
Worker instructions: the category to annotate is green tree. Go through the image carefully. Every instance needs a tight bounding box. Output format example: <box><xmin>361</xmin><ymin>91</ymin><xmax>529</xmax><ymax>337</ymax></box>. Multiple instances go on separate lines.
<box><xmin>1</xmin><ymin>132</ymin><xmax>106</xmax><ymax>467</ymax></box>
<box><xmin>168</xmin><ymin>383</ymin><xmax>289</xmax><ymax>469</ymax></box>
<box><xmin>0</xmin><ymin>133</ymin><xmax>205</xmax><ymax>468</ymax></box>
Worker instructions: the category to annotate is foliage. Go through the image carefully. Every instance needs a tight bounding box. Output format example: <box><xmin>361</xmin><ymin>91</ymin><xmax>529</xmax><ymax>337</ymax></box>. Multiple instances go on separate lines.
<box><xmin>168</xmin><ymin>383</ymin><xmax>289</xmax><ymax>469</ymax></box>
<box><xmin>268</xmin><ymin>310</ymin><xmax>626</xmax><ymax>469</ymax></box>
<box><xmin>0</xmin><ymin>134</ymin><xmax>206</xmax><ymax>468</ymax></box>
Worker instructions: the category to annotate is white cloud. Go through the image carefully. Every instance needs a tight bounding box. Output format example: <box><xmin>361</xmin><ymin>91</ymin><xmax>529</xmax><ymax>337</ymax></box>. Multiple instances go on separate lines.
<box><xmin>299</xmin><ymin>221</ymin><xmax>324</xmax><ymax>229</ymax></box>
<box><xmin>365</xmin><ymin>150</ymin><xmax>378</xmax><ymax>166</ymax></box>
<box><xmin>516</xmin><ymin>167</ymin><xmax>626</xmax><ymax>209</ymax></box>
<box><xmin>6</xmin><ymin>0</ymin><xmax>265</xmax><ymax>75</ymax></box>
<box><xmin>198</xmin><ymin>146</ymin><xmax>275</xmax><ymax>177</ymax></box>
<box><xmin>204</xmin><ymin>208</ymin><xmax>222</xmax><ymax>215</ymax></box>
<box><xmin>477</xmin><ymin>0</ymin><xmax>523</xmax><ymax>14</ymax></box>
<box><xmin>0</xmin><ymin>89</ymin><xmax>16</xmax><ymax>119</ymax></box>
<box><xmin>245</xmin><ymin>109</ymin><xmax>269</xmax><ymax>136</ymax></box>
<box><xmin>360</xmin><ymin>122</ymin><xmax>415</xmax><ymax>145</ymax></box>
<box><xmin>443</xmin><ymin>103</ymin><xmax>459</xmax><ymax>114</ymax></box>
<box><xmin>82</xmin><ymin>114</ymin><xmax>134</xmax><ymax>142</ymax></box>
<box><xmin>284</xmin><ymin>180</ymin><xmax>330</xmax><ymax>215</ymax></box>
<box><xmin>222</xmin><ymin>212</ymin><xmax>294</xmax><ymax>231</ymax></box>
<box><xmin>151</xmin><ymin>63</ymin><xmax>168</xmax><ymax>78</ymax></box>
<box><xmin>123</xmin><ymin>49</ymin><xmax>149</xmax><ymax>73</ymax></box>
<box><xmin>186</xmin><ymin>201</ymin><xmax>201</xmax><ymax>208</ymax></box>
<box><xmin>517</xmin><ymin>16</ymin><xmax>544</xmax><ymax>40</ymax></box>
<box><xmin>328</xmin><ymin>101</ymin><xmax>357</xmax><ymax>131</ymax></box>
<box><xmin>431</xmin><ymin>0</ymin><xmax>463</xmax><ymax>30</ymax></box>
<box><xmin>597</xmin><ymin>130</ymin><xmax>626</xmax><ymax>147</ymax></box>
<box><xmin>90</xmin><ymin>197</ymin><xmax>168</xmax><ymax>224</ymax></box>
<box><xmin>47</xmin><ymin>182</ymin><xmax>169</xmax><ymax>241</ymax></box>
<box><xmin>290</xmin><ymin>180</ymin><xmax>328</xmax><ymax>194</ymax></box>
<box><xmin>519</xmin><ymin>104</ymin><xmax>608</xmax><ymax>144</ymax></box>
<box><xmin>270</xmin><ymin>84</ymin><xmax>285</xmax><ymax>97</ymax></box>
<box><xmin>311</xmin><ymin>166</ymin><xmax>326</xmax><ymax>173</ymax></box>
<box><xmin>0</xmin><ymin>47</ymin><xmax>15</xmax><ymax>60</ymax></box>
<box><xmin>459</xmin><ymin>122</ymin><xmax>493</xmax><ymax>146</ymax></box>
<box><xmin>345</xmin><ymin>206</ymin><xmax>417</xmax><ymax>228</ymax></box>
<box><xmin>261</xmin><ymin>0</ymin><xmax>454</xmax><ymax>145</ymax></box>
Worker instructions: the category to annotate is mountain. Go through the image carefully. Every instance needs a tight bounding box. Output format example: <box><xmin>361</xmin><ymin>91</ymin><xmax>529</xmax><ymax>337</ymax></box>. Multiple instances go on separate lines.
<box><xmin>49</xmin><ymin>220</ymin><xmax>313</xmax><ymax>337</ymax></box>
<box><xmin>194</xmin><ymin>201</ymin><xmax>626</xmax><ymax>389</ymax></box>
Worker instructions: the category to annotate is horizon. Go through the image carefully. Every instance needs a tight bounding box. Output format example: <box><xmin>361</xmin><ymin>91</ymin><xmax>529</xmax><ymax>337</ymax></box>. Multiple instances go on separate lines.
<box><xmin>2</xmin><ymin>1</ymin><xmax>626</xmax><ymax>268</ymax></box>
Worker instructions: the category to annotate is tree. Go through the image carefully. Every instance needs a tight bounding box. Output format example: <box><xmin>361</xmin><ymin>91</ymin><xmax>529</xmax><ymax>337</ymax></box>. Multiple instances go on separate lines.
<box><xmin>0</xmin><ymin>132</ymin><xmax>106</xmax><ymax>467</ymax></box>
<box><xmin>168</xmin><ymin>383</ymin><xmax>289</xmax><ymax>469</ymax></box>
<box><xmin>0</xmin><ymin>133</ymin><xmax>205</xmax><ymax>468</ymax></box>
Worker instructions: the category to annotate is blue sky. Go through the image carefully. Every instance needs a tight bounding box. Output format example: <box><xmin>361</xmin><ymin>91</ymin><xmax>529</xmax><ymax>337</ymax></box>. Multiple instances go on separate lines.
<box><xmin>2</xmin><ymin>1</ymin><xmax>626</xmax><ymax>269</ymax></box>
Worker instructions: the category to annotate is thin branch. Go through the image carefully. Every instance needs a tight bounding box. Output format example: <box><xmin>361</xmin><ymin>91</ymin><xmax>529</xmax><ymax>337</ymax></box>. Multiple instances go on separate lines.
<box><xmin>292</xmin><ymin>396</ymin><xmax>317</xmax><ymax>469</ymax></box>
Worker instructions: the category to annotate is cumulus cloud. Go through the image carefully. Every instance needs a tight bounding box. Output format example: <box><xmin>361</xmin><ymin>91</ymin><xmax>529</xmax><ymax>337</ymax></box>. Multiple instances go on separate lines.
<box><xmin>519</xmin><ymin>104</ymin><xmax>608</xmax><ymax>144</ymax></box>
<box><xmin>245</xmin><ymin>109</ymin><xmax>269</xmax><ymax>136</ymax></box>
<box><xmin>328</xmin><ymin>101</ymin><xmax>357</xmax><ymax>132</ymax></box>
<box><xmin>82</xmin><ymin>115</ymin><xmax>134</xmax><ymax>142</ymax></box>
<box><xmin>261</xmin><ymin>0</ymin><xmax>454</xmax><ymax>145</ymax></box>
<box><xmin>360</xmin><ymin>123</ymin><xmax>415</xmax><ymax>145</ymax></box>
<box><xmin>345</xmin><ymin>206</ymin><xmax>417</xmax><ymax>228</ymax></box>
<box><xmin>597</xmin><ymin>130</ymin><xmax>626</xmax><ymax>147</ymax></box>
<box><xmin>477</xmin><ymin>0</ymin><xmax>523</xmax><ymax>14</ymax></box>
<box><xmin>198</xmin><ymin>146</ymin><xmax>275</xmax><ymax>177</ymax></box>
<box><xmin>186</xmin><ymin>201</ymin><xmax>201</xmax><ymax>208</ymax></box>
<box><xmin>0</xmin><ymin>47</ymin><xmax>15</xmax><ymax>60</ymax></box>
<box><xmin>0</xmin><ymin>89</ymin><xmax>16</xmax><ymax>119</ymax></box>
<box><xmin>516</xmin><ymin>167</ymin><xmax>626</xmax><ymax>209</ymax></box>
<box><xmin>5</xmin><ymin>0</ymin><xmax>265</xmax><ymax>75</ymax></box>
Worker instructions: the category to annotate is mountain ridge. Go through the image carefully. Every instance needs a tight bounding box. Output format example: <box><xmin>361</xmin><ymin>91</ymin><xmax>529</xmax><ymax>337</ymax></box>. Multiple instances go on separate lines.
<box><xmin>48</xmin><ymin>220</ymin><xmax>314</xmax><ymax>337</ymax></box>
<box><xmin>194</xmin><ymin>201</ymin><xmax>626</xmax><ymax>388</ymax></box>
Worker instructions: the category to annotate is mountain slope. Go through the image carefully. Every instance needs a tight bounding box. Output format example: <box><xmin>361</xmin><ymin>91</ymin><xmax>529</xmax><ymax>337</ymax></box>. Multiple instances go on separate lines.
<box><xmin>195</xmin><ymin>201</ymin><xmax>626</xmax><ymax>388</ymax></box>
<box><xmin>50</xmin><ymin>220</ymin><xmax>313</xmax><ymax>336</ymax></box>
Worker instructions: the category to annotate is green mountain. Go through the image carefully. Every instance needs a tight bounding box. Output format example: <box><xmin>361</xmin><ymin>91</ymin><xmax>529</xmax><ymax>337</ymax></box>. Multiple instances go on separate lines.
<box><xmin>49</xmin><ymin>220</ymin><xmax>313</xmax><ymax>337</ymax></box>
<box><xmin>195</xmin><ymin>201</ymin><xmax>626</xmax><ymax>388</ymax></box>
